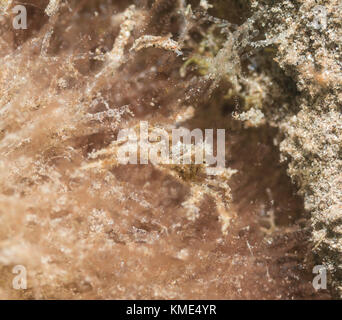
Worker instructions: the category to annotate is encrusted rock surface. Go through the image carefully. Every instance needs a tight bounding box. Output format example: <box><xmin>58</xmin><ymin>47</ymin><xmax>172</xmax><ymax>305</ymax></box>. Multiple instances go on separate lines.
<box><xmin>256</xmin><ymin>0</ymin><xmax>342</xmax><ymax>297</ymax></box>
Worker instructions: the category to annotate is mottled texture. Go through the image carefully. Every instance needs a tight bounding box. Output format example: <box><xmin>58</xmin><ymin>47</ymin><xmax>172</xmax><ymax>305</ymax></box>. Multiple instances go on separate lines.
<box><xmin>255</xmin><ymin>0</ymin><xmax>342</xmax><ymax>297</ymax></box>
<box><xmin>0</xmin><ymin>0</ymin><xmax>340</xmax><ymax>299</ymax></box>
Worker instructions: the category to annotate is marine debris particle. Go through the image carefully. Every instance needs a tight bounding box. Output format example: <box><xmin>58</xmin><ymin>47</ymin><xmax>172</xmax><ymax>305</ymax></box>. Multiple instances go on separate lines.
<box><xmin>131</xmin><ymin>35</ymin><xmax>183</xmax><ymax>56</ymax></box>
<box><xmin>45</xmin><ymin>0</ymin><xmax>61</xmax><ymax>17</ymax></box>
